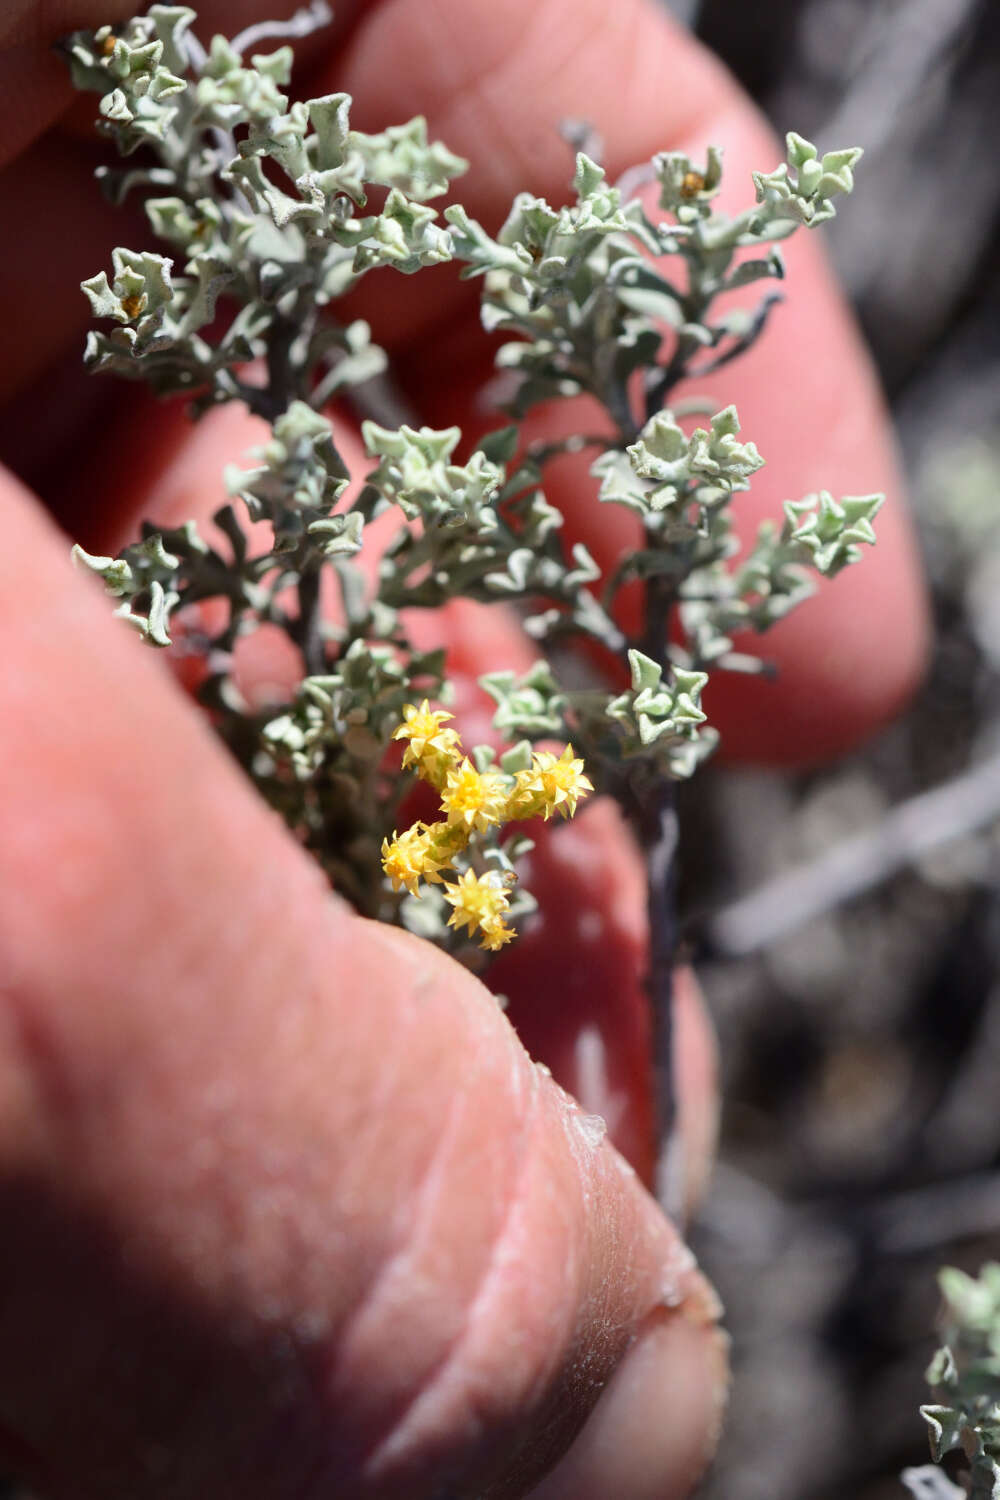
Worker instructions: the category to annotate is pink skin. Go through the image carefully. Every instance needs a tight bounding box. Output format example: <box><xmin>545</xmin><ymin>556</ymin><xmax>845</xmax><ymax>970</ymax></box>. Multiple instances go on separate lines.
<box><xmin>0</xmin><ymin>2</ymin><xmax>926</xmax><ymax>1497</ymax></box>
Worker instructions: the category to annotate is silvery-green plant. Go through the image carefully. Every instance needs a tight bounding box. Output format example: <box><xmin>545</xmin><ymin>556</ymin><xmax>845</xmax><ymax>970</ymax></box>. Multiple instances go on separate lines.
<box><xmin>63</xmin><ymin>2</ymin><xmax>879</xmax><ymax>1183</ymax></box>
<box><xmin>903</xmin><ymin>1265</ymin><xmax>1000</xmax><ymax>1500</ymax></box>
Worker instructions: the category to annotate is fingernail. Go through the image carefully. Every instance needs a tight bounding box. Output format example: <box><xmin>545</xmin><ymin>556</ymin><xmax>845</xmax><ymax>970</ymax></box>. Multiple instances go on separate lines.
<box><xmin>527</xmin><ymin>1299</ymin><xmax>729</xmax><ymax>1500</ymax></box>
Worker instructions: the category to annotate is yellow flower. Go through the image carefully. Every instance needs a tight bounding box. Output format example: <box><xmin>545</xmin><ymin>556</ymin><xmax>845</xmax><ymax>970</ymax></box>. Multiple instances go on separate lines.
<box><xmin>381</xmin><ymin>825</ymin><xmax>430</xmax><ymax>896</ymax></box>
<box><xmin>384</xmin><ymin>707</ymin><xmax>592</xmax><ymax>951</ymax></box>
<box><xmin>381</xmin><ymin>819</ymin><xmax>470</xmax><ymax>897</ymax></box>
<box><xmin>440</xmin><ymin>758</ymin><xmax>510</xmax><ymax>833</ymax></box>
<box><xmin>508</xmin><ymin>746</ymin><xmax>594</xmax><ymax>821</ymax></box>
<box><xmin>478</xmin><ymin>913</ymin><xmax>516</xmax><ymax>951</ymax></box>
<box><xmin>443</xmin><ymin>868</ymin><xmax>511</xmax><ymax>941</ymax></box>
<box><xmin>392</xmin><ymin>700</ymin><xmax>461</xmax><ymax>787</ymax></box>
<box><xmin>381</xmin><ymin>823</ymin><xmax>442</xmax><ymax>896</ymax></box>
<box><xmin>532</xmin><ymin>745</ymin><xmax>593</xmax><ymax>820</ymax></box>
<box><xmin>507</xmin><ymin>766</ymin><xmax>548</xmax><ymax>821</ymax></box>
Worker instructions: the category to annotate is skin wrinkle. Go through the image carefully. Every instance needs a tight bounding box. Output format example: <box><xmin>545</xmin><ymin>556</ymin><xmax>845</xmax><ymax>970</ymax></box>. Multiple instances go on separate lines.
<box><xmin>468</xmin><ymin>0</ymin><xmax>658</xmax><ymax>191</ymax></box>
<box><xmin>315</xmin><ymin>926</ymin><xmax>441</xmax><ymax>1242</ymax></box>
<box><xmin>474</xmin><ymin>1158</ymin><xmax>651</xmax><ymax>1497</ymax></box>
<box><xmin>403</xmin><ymin>0</ymin><xmax>474</xmax><ymax>123</ymax></box>
<box><xmin>3</xmin><ymin>798</ymin><xmax>587</xmax><ymax>1488</ymax></box>
<box><xmin>325</xmin><ymin>960</ymin><xmax>504</xmax><ymax>1390</ymax></box>
<box><xmin>358</xmin><ymin>1072</ymin><xmax>689</xmax><ymax>1497</ymax></box>
<box><xmin>0</xmin><ymin>500</ymin><xmax>451</xmax><ymax>1296</ymax></box>
<box><xmin>497</xmin><ymin>0</ymin><xmax>610</xmax><ymax>124</ymax></box>
<box><xmin>0</xmin><ymin>987</ymin><xmax>66</xmax><ymax>1170</ymax></box>
<box><xmin>462</xmin><ymin>10</ymin><xmax>610</xmax><ymax>205</ymax></box>
<box><xmin>359</xmin><ymin>1067</ymin><xmax>546</xmax><ymax>1481</ymax></box>
<box><xmin>0</xmin><ymin>986</ymin><xmax>85</xmax><ymax>1160</ymax></box>
<box><xmin>398</xmin><ymin>0</ymin><xmax>532</xmax><ymax>218</ymax></box>
<box><xmin>367</xmin><ymin>1190</ymin><xmax>594</xmax><ymax>1492</ymax></box>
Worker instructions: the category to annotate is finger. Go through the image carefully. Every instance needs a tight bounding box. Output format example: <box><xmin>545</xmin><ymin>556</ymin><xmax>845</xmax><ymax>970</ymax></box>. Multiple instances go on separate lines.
<box><xmin>0</xmin><ymin>469</ymin><xmax>725</xmax><ymax>1499</ymax></box>
<box><xmin>328</xmin><ymin>0</ymin><xmax>928</xmax><ymax>762</ymax></box>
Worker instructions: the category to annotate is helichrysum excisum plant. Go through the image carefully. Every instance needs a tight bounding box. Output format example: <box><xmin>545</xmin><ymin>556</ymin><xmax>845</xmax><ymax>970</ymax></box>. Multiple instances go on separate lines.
<box><xmin>903</xmin><ymin>1265</ymin><xmax>1000</xmax><ymax>1500</ymax></box>
<box><xmin>62</xmin><ymin>5</ymin><xmax>879</xmax><ymax>1054</ymax></box>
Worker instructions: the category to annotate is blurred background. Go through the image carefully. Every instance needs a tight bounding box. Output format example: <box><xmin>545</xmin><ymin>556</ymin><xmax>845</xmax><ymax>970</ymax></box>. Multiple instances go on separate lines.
<box><xmin>660</xmin><ymin>1</ymin><xmax>1000</xmax><ymax>1498</ymax></box>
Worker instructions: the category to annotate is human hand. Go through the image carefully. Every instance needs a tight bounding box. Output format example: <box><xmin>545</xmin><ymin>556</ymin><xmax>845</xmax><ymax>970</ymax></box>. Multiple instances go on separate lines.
<box><xmin>0</xmin><ymin>2</ymin><xmax>927</xmax><ymax>1497</ymax></box>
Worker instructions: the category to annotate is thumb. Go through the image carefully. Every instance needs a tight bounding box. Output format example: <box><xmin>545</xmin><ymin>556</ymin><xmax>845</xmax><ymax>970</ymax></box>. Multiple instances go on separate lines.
<box><xmin>0</xmin><ymin>475</ymin><xmax>726</xmax><ymax>1498</ymax></box>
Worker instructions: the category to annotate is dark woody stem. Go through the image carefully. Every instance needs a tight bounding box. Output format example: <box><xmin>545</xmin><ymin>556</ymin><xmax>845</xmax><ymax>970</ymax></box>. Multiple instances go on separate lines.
<box><xmin>592</xmin><ymin>401</ymin><xmax>684</xmax><ymax>1221</ymax></box>
<box><xmin>294</xmin><ymin>559</ymin><xmax>325</xmax><ymax>677</ymax></box>
<box><xmin>636</xmin><ymin>553</ymin><xmax>684</xmax><ymax>1220</ymax></box>
<box><xmin>621</xmin><ymin>767</ymin><xmax>683</xmax><ymax>1222</ymax></box>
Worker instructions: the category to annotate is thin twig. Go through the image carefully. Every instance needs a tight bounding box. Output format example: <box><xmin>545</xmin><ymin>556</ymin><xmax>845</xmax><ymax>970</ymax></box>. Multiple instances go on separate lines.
<box><xmin>671</xmin><ymin>395</ymin><xmax>721</xmax><ymax>419</ymax></box>
<box><xmin>230</xmin><ymin>0</ymin><xmax>333</xmax><ymax>57</ymax></box>
<box><xmin>526</xmin><ymin>433</ymin><xmax>621</xmax><ymax>466</ymax></box>
<box><xmin>614</xmin><ymin>159</ymin><xmax>657</xmax><ymax>203</ymax></box>
<box><xmin>865</xmin><ymin>1169</ymin><xmax>1000</xmax><ymax>1256</ymax></box>
<box><xmin>344</xmin><ymin>371</ymin><xmax>422</xmax><ymax>431</ymax></box>
<box><xmin>559</xmin><ymin>117</ymin><xmax>605</xmax><ymax>166</ymax></box>
<box><xmin>686</xmin><ymin>293</ymin><xmax>784</xmax><ymax>379</ymax></box>
<box><xmin>706</xmin><ymin>747</ymin><xmax>1000</xmax><ymax>958</ymax></box>
<box><xmin>263</xmin><ymin>314</ymin><xmax>298</xmax><ymax>421</ymax></box>
<box><xmin>644</xmin><ymin>786</ymin><xmax>683</xmax><ymax>1219</ymax></box>
<box><xmin>177</xmin><ymin>18</ymin><xmax>207</xmax><ymax>70</ymax></box>
<box><xmin>616</xmin><ymin>765</ymin><xmax>682</xmax><ymax>1215</ymax></box>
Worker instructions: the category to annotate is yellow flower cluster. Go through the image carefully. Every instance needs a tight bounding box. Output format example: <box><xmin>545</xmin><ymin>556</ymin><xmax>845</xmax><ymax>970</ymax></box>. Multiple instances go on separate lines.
<box><xmin>381</xmin><ymin>700</ymin><xmax>593</xmax><ymax>950</ymax></box>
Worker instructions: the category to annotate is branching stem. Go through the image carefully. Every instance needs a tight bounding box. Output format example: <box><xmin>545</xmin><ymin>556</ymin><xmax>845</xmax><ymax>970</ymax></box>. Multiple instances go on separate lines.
<box><xmin>295</xmin><ymin>560</ymin><xmax>325</xmax><ymax>676</ymax></box>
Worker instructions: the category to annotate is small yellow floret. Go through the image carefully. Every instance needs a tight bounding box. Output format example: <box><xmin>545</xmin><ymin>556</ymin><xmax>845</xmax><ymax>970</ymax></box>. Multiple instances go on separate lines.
<box><xmin>441</xmin><ymin>758</ymin><xmax>510</xmax><ymax>833</ymax></box>
<box><xmin>443</xmin><ymin>868</ymin><xmax>511</xmax><ymax>943</ymax></box>
<box><xmin>507</xmin><ymin>766</ymin><xmax>547</xmax><ymax>820</ymax></box>
<box><xmin>383</xmin><ymin>706</ymin><xmax>593</xmax><ymax>952</ymax></box>
<box><xmin>393</xmin><ymin>700</ymin><xmax>461</xmax><ymax>786</ymax></box>
<box><xmin>533</xmin><ymin>745</ymin><xmax>594</xmax><ymax>819</ymax></box>
<box><xmin>478</xmin><ymin>914</ymin><xmax>516</xmax><ymax>951</ymax></box>
<box><xmin>381</xmin><ymin>823</ymin><xmax>443</xmax><ymax>896</ymax></box>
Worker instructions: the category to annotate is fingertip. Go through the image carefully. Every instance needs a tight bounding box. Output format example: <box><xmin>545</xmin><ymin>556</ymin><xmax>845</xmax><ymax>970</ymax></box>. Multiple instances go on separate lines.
<box><xmin>527</xmin><ymin>1298</ymin><xmax>729</xmax><ymax>1500</ymax></box>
